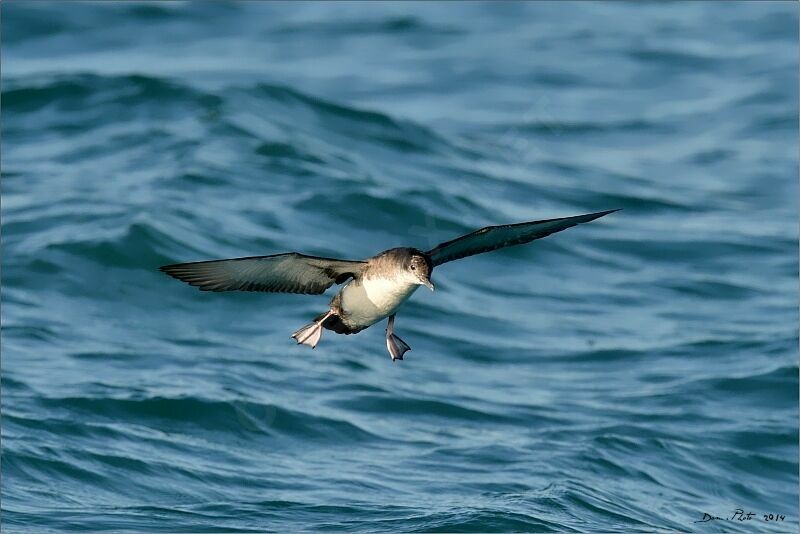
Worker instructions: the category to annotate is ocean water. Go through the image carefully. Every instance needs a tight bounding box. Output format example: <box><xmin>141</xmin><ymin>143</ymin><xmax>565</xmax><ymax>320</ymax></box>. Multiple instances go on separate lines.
<box><xmin>2</xmin><ymin>1</ymin><xmax>798</xmax><ymax>532</ymax></box>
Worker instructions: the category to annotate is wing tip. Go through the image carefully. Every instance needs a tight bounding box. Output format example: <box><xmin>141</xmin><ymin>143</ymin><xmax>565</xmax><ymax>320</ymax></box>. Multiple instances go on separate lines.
<box><xmin>158</xmin><ymin>263</ymin><xmax>187</xmax><ymax>274</ymax></box>
<box><xmin>158</xmin><ymin>263</ymin><xmax>178</xmax><ymax>276</ymax></box>
<box><xmin>588</xmin><ymin>208</ymin><xmax>622</xmax><ymax>220</ymax></box>
<box><xmin>158</xmin><ymin>263</ymin><xmax>212</xmax><ymax>291</ymax></box>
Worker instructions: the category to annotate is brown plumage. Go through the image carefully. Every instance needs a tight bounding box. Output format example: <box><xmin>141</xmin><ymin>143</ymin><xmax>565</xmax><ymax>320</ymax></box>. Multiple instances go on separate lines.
<box><xmin>160</xmin><ymin>209</ymin><xmax>618</xmax><ymax>361</ymax></box>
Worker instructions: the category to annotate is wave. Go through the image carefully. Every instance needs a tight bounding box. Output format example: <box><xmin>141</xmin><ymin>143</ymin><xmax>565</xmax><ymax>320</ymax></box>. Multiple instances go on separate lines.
<box><xmin>3</xmin><ymin>73</ymin><xmax>221</xmax><ymax>116</ymax></box>
<box><xmin>330</xmin><ymin>394</ymin><xmax>516</xmax><ymax>423</ymax></box>
<box><xmin>33</xmin><ymin>394</ymin><xmax>383</xmax><ymax>442</ymax></box>
<box><xmin>503</xmin><ymin>117</ymin><xmax>667</xmax><ymax>136</ymax></box>
<box><xmin>239</xmin><ymin>82</ymin><xmax>464</xmax><ymax>157</ymax></box>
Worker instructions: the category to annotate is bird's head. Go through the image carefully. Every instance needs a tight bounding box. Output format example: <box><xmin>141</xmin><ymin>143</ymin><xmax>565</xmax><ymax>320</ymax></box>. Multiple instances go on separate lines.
<box><xmin>405</xmin><ymin>252</ymin><xmax>434</xmax><ymax>291</ymax></box>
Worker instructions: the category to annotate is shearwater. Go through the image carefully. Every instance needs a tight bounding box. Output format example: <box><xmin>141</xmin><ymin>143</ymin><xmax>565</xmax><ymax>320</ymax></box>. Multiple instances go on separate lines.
<box><xmin>160</xmin><ymin>209</ymin><xmax>618</xmax><ymax>361</ymax></box>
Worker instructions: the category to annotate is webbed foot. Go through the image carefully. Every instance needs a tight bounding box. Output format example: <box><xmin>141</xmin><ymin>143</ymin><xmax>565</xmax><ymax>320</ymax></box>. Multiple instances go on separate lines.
<box><xmin>291</xmin><ymin>310</ymin><xmax>333</xmax><ymax>349</ymax></box>
<box><xmin>385</xmin><ymin>314</ymin><xmax>411</xmax><ymax>361</ymax></box>
<box><xmin>386</xmin><ymin>332</ymin><xmax>411</xmax><ymax>361</ymax></box>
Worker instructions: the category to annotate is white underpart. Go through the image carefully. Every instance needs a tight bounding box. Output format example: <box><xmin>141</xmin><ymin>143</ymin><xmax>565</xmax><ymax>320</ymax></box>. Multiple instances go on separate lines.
<box><xmin>341</xmin><ymin>276</ymin><xmax>419</xmax><ymax>328</ymax></box>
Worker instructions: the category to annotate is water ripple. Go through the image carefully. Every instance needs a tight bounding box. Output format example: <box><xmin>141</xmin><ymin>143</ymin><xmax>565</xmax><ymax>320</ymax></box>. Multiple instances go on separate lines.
<box><xmin>3</xmin><ymin>1</ymin><xmax>797</xmax><ymax>532</ymax></box>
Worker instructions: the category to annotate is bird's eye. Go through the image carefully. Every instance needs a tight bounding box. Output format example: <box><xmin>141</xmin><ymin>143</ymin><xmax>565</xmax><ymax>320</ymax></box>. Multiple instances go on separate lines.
<box><xmin>410</xmin><ymin>265</ymin><xmax>416</xmax><ymax>270</ymax></box>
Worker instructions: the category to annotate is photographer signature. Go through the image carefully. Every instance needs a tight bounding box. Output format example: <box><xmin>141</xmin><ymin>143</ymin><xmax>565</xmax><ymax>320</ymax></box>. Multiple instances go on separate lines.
<box><xmin>695</xmin><ymin>509</ymin><xmax>786</xmax><ymax>523</ymax></box>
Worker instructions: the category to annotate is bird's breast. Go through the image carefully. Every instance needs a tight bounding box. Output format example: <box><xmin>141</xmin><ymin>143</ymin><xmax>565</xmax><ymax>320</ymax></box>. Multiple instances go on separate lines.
<box><xmin>340</xmin><ymin>276</ymin><xmax>418</xmax><ymax>328</ymax></box>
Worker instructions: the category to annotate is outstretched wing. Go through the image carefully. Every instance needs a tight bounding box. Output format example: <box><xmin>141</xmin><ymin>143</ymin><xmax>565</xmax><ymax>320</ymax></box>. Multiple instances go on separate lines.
<box><xmin>427</xmin><ymin>209</ymin><xmax>619</xmax><ymax>267</ymax></box>
<box><xmin>159</xmin><ymin>253</ymin><xmax>367</xmax><ymax>294</ymax></box>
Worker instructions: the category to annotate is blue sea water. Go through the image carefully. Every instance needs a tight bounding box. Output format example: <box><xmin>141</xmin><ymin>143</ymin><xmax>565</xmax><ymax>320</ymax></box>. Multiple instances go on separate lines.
<box><xmin>2</xmin><ymin>1</ymin><xmax>798</xmax><ymax>532</ymax></box>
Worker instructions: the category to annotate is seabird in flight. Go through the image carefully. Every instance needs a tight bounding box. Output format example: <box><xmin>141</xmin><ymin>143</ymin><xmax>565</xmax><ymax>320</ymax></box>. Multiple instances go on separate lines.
<box><xmin>160</xmin><ymin>209</ymin><xmax>618</xmax><ymax>361</ymax></box>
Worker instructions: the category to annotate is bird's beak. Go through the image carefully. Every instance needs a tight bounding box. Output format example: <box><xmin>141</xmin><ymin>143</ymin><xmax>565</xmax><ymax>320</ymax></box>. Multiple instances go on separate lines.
<box><xmin>423</xmin><ymin>278</ymin><xmax>435</xmax><ymax>291</ymax></box>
